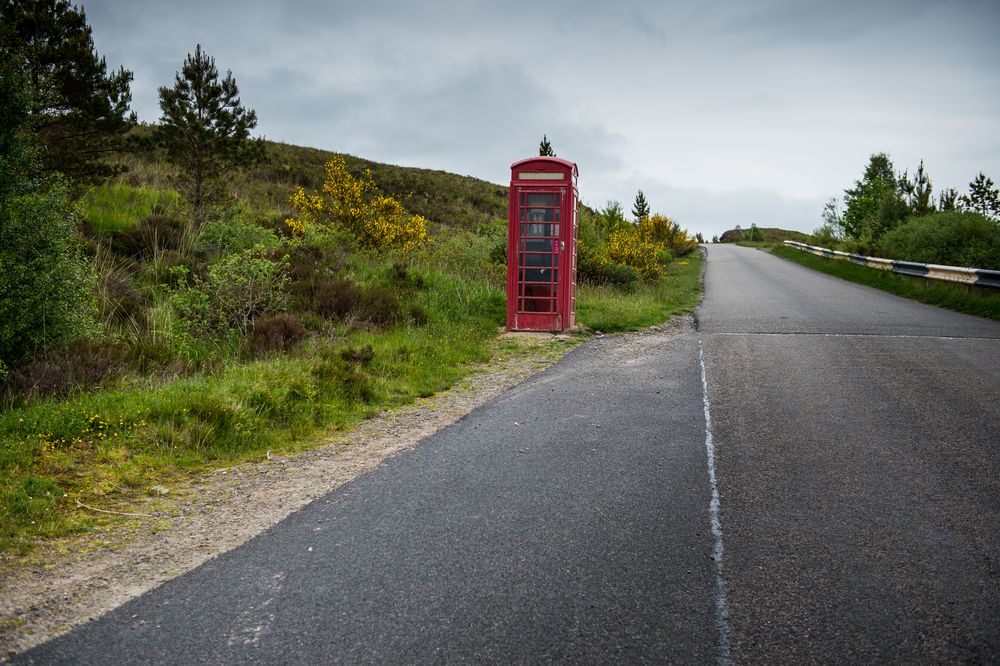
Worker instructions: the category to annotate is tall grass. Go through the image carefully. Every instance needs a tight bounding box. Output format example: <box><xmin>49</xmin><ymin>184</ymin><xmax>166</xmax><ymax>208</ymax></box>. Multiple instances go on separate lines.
<box><xmin>577</xmin><ymin>251</ymin><xmax>703</xmax><ymax>332</ymax></box>
<box><xmin>77</xmin><ymin>183</ymin><xmax>182</xmax><ymax>232</ymax></box>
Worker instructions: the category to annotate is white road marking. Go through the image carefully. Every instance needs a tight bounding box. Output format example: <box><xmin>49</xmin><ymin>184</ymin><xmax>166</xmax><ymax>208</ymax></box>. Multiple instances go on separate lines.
<box><xmin>699</xmin><ymin>340</ymin><xmax>733</xmax><ymax>666</ymax></box>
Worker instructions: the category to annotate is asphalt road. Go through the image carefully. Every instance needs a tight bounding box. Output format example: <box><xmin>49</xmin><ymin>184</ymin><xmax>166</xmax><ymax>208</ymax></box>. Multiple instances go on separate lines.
<box><xmin>18</xmin><ymin>244</ymin><xmax>1000</xmax><ymax>664</ymax></box>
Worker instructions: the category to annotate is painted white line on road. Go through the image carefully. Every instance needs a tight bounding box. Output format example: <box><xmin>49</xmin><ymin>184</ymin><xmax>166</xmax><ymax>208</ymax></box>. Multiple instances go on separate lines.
<box><xmin>699</xmin><ymin>340</ymin><xmax>733</xmax><ymax>666</ymax></box>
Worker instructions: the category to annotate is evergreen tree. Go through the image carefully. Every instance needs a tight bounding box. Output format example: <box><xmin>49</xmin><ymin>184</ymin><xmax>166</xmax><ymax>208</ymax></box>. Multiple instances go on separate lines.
<box><xmin>899</xmin><ymin>160</ymin><xmax>934</xmax><ymax>215</ymax></box>
<box><xmin>959</xmin><ymin>172</ymin><xmax>1000</xmax><ymax>221</ymax></box>
<box><xmin>0</xmin><ymin>0</ymin><xmax>135</xmax><ymax>183</ymax></box>
<box><xmin>632</xmin><ymin>190</ymin><xmax>649</xmax><ymax>222</ymax></box>
<box><xmin>939</xmin><ymin>188</ymin><xmax>958</xmax><ymax>212</ymax></box>
<box><xmin>538</xmin><ymin>134</ymin><xmax>554</xmax><ymax>156</ymax></box>
<box><xmin>599</xmin><ymin>200</ymin><xmax>627</xmax><ymax>232</ymax></box>
<box><xmin>842</xmin><ymin>152</ymin><xmax>905</xmax><ymax>241</ymax></box>
<box><xmin>0</xmin><ymin>59</ymin><xmax>91</xmax><ymax>373</ymax></box>
<box><xmin>157</xmin><ymin>44</ymin><xmax>264</xmax><ymax>230</ymax></box>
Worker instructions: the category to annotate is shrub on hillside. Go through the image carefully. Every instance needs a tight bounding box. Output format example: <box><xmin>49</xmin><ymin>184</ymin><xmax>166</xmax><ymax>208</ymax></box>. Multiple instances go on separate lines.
<box><xmin>285</xmin><ymin>156</ymin><xmax>428</xmax><ymax>252</ymax></box>
<box><xmin>577</xmin><ymin>240</ymin><xmax>639</xmax><ymax>287</ymax></box>
<box><xmin>0</xmin><ymin>182</ymin><xmax>94</xmax><ymax>372</ymax></box>
<box><xmin>96</xmin><ymin>271</ymin><xmax>149</xmax><ymax>332</ymax></box>
<box><xmin>248</xmin><ymin>313</ymin><xmax>306</xmax><ymax>356</ymax></box>
<box><xmin>2</xmin><ymin>338</ymin><xmax>129</xmax><ymax>402</ymax></box>
<box><xmin>172</xmin><ymin>246</ymin><xmax>290</xmax><ymax>336</ymax></box>
<box><xmin>607</xmin><ymin>229</ymin><xmax>664</xmax><ymax>279</ymax></box>
<box><xmin>878</xmin><ymin>211</ymin><xmax>1000</xmax><ymax>269</ymax></box>
<box><xmin>105</xmin><ymin>215</ymin><xmax>186</xmax><ymax>258</ymax></box>
<box><xmin>198</xmin><ymin>210</ymin><xmax>280</xmax><ymax>255</ymax></box>
<box><xmin>638</xmin><ymin>214</ymin><xmax>698</xmax><ymax>257</ymax></box>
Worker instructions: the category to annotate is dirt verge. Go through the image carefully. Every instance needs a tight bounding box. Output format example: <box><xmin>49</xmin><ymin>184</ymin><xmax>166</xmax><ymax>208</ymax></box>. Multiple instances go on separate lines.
<box><xmin>0</xmin><ymin>332</ymin><xmax>579</xmax><ymax>659</ymax></box>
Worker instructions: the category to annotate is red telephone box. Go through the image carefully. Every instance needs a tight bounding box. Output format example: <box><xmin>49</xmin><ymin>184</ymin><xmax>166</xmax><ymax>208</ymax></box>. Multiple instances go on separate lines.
<box><xmin>507</xmin><ymin>157</ymin><xmax>579</xmax><ymax>332</ymax></box>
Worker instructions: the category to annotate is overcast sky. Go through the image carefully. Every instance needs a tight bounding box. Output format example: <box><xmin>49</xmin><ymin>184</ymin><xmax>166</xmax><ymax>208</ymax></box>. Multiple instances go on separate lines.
<box><xmin>85</xmin><ymin>0</ymin><xmax>1000</xmax><ymax>239</ymax></box>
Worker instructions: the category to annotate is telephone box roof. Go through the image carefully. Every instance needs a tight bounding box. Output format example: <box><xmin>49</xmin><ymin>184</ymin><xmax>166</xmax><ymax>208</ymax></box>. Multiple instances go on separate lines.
<box><xmin>510</xmin><ymin>156</ymin><xmax>578</xmax><ymax>177</ymax></box>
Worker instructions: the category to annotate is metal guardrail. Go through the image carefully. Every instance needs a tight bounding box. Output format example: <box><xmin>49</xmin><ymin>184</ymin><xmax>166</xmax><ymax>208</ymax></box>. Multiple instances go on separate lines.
<box><xmin>782</xmin><ymin>241</ymin><xmax>1000</xmax><ymax>290</ymax></box>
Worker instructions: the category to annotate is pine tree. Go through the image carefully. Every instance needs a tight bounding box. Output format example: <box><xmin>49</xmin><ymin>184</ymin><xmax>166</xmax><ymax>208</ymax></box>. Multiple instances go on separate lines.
<box><xmin>0</xmin><ymin>0</ymin><xmax>135</xmax><ymax>183</ymax></box>
<box><xmin>959</xmin><ymin>172</ymin><xmax>1000</xmax><ymax>221</ymax></box>
<box><xmin>538</xmin><ymin>134</ymin><xmax>554</xmax><ymax>156</ymax></box>
<box><xmin>899</xmin><ymin>160</ymin><xmax>934</xmax><ymax>215</ymax></box>
<box><xmin>632</xmin><ymin>190</ymin><xmax>649</xmax><ymax>222</ymax></box>
<box><xmin>156</xmin><ymin>44</ymin><xmax>264</xmax><ymax>229</ymax></box>
<box><xmin>939</xmin><ymin>188</ymin><xmax>958</xmax><ymax>212</ymax></box>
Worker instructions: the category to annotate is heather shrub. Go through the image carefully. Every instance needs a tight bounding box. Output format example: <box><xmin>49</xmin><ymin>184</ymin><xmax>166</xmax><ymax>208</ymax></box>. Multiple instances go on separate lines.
<box><xmin>96</xmin><ymin>270</ymin><xmax>149</xmax><ymax>332</ymax></box>
<box><xmin>198</xmin><ymin>210</ymin><xmax>279</xmax><ymax>255</ymax></box>
<box><xmin>107</xmin><ymin>215</ymin><xmax>185</xmax><ymax>258</ymax></box>
<box><xmin>597</xmin><ymin>262</ymin><xmax>639</xmax><ymax>288</ymax></box>
<box><xmin>2</xmin><ymin>338</ymin><xmax>129</xmax><ymax>402</ymax></box>
<box><xmin>248</xmin><ymin>313</ymin><xmax>306</xmax><ymax>356</ymax></box>
<box><xmin>308</xmin><ymin>277</ymin><xmax>361</xmax><ymax>320</ymax></box>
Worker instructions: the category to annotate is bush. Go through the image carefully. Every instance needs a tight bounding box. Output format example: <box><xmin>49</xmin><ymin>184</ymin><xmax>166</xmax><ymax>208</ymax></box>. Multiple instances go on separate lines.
<box><xmin>607</xmin><ymin>229</ymin><xmax>664</xmax><ymax>279</ymax></box>
<box><xmin>248</xmin><ymin>313</ymin><xmax>306</xmax><ymax>356</ymax></box>
<box><xmin>598</xmin><ymin>262</ymin><xmax>639</xmax><ymax>288</ymax></box>
<box><xmin>309</xmin><ymin>277</ymin><xmax>362</xmax><ymax>320</ymax></box>
<box><xmin>96</xmin><ymin>270</ymin><xmax>148</xmax><ymax>332</ymax></box>
<box><xmin>576</xmin><ymin>240</ymin><xmax>606</xmax><ymax>285</ymax></box>
<box><xmin>172</xmin><ymin>246</ymin><xmax>290</xmax><ymax>336</ymax></box>
<box><xmin>353</xmin><ymin>285</ymin><xmax>402</xmax><ymax>327</ymax></box>
<box><xmin>878</xmin><ymin>211</ymin><xmax>1000</xmax><ymax>269</ymax></box>
<box><xmin>197</xmin><ymin>210</ymin><xmax>280</xmax><ymax>255</ymax></box>
<box><xmin>106</xmin><ymin>215</ymin><xmax>186</xmax><ymax>258</ymax></box>
<box><xmin>2</xmin><ymin>338</ymin><xmax>129</xmax><ymax>402</ymax></box>
<box><xmin>0</xmin><ymin>182</ymin><xmax>94</xmax><ymax>370</ymax></box>
<box><xmin>638</xmin><ymin>214</ymin><xmax>697</xmax><ymax>256</ymax></box>
<box><xmin>285</xmin><ymin>155</ymin><xmax>428</xmax><ymax>251</ymax></box>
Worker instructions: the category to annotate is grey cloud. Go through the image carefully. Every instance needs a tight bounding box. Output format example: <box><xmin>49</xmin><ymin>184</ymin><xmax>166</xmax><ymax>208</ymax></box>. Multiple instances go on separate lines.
<box><xmin>80</xmin><ymin>0</ymin><xmax>1000</xmax><ymax>220</ymax></box>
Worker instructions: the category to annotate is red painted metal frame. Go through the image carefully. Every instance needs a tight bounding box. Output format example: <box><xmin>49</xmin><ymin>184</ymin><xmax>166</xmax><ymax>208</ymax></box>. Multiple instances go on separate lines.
<box><xmin>507</xmin><ymin>157</ymin><xmax>579</xmax><ymax>332</ymax></box>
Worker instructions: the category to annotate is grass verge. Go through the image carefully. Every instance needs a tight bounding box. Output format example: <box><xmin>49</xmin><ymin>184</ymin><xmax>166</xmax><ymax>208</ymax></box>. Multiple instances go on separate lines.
<box><xmin>772</xmin><ymin>245</ymin><xmax>1000</xmax><ymax>321</ymax></box>
<box><xmin>0</xmin><ymin>261</ymin><xmax>510</xmax><ymax>554</ymax></box>
<box><xmin>577</xmin><ymin>250</ymin><xmax>703</xmax><ymax>332</ymax></box>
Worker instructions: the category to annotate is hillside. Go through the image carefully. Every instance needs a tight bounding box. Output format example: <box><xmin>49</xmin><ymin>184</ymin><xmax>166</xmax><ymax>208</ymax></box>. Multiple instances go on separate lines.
<box><xmin>111</xmin><ymin>132</ymin><xmax>509</xmax><ymax>233</ymax></box>
<box><xmin>718</xmin><ymin>226</ymin><xmax>809</xmax><ymax>243</ymax></box>
<box><xmin>1</xmin><ymin>134</ymin><xmax>704</xmax><ymax>556</ymax></box>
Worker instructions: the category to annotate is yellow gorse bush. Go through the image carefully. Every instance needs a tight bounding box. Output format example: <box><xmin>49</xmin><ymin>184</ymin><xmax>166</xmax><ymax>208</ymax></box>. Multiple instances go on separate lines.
<box><xmin>285</xmin><ymin>156</ymin><xmax>428</xmax><ymax>251</ymax></box>
<box><xmin>607</xmin><ymin>228</ymin><xmax>664</xmax><ymax>279</ymax></box>
<box><xmin>638</xmin><ymin>214</ymin><xmax>698</xmax><ymax>254</ymax></box>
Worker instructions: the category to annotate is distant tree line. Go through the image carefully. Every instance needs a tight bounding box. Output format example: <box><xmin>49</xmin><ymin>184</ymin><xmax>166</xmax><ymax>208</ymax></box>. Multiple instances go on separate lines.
<box><xmin>815</xmin><ymin>153</ymin><xmax>1000</xmax><ymax>269</ymax></box>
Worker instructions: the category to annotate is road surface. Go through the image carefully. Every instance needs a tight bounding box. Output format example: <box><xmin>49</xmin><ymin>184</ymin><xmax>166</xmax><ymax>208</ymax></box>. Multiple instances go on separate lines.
<box><xmin>18</xmin><ymin>244</ymin><xmax>1000</xmax><ymax>664</ymax></box>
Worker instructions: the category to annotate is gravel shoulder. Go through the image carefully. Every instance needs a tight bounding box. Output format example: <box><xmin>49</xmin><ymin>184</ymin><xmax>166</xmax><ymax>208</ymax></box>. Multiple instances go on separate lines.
<box><xmin>0</xmin><ymin>332</ymin><xmax>581</xmax><ymax>659</ymax></box>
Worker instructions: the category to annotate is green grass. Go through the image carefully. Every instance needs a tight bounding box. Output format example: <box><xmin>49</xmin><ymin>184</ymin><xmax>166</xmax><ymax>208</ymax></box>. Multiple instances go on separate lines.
<box><xmin>772</xmin><ymin>246</ymin><xmax>1000</xmax><ymax>321</ymax></box>
<box><xmin>1</xmin><ymin>137</ymin><xmax>704</xmax><ymax>555</ymax></box>
<box><xmin>77</xmin><ymin>182</ymin><xmax>182</xmax><ymax>232</ymax></box>
<box><xmin>0</xmin><ymin>259</ymin><xmax>511</xmax><ymax>554</ymax></box>
<box><xmin>577</xmin><ymin>250</ymin><xmax>703</xmax><ymax>332</ymax></box>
